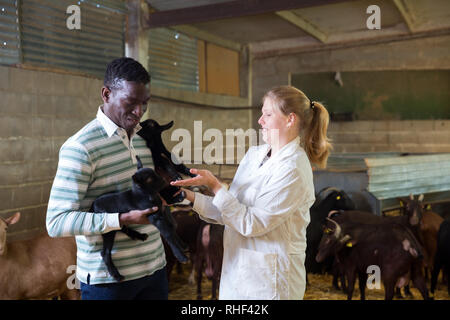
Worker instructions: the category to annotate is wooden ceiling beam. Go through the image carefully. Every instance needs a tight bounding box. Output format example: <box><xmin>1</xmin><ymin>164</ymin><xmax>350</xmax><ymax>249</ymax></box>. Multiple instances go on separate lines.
<box><xmin>170</xmin><ymin>25</ymin><xmax>242</xmax><ymax>52</ymax></box>
<box><xmin>144</xmin><ymin>0</ymin><xmax>359</xmax><ymax>29</ymax></box>
<box><xmin>275</xmin><ymin>10</ymin><xmax>328</xmax><ymax>43</ymax></box>
<box><xmin>250</xmin><ymin>24</ymin><xmax>450</xmax><ymax>58</ymax></box>
<box><xmin>393</xmin><ymin>0</ymin><xmax>420</xmax><ymax>33</ymax></box>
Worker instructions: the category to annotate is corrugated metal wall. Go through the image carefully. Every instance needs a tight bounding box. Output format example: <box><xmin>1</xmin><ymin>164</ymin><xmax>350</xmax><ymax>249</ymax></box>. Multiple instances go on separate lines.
<box><xmin>0</xmin><ymin>0</ymin><xmax>20</xmax><ymax>65</ymax></box>
<box><xmin>148</xmin><ymin>27</ymin><xmax>199</xmax><ymax>91</ymax></box>
<box><xmin>0</xmin><ymin>0</ymin><xmax>125</xmax><ymax>77</ymax></box>
<box><xmin>1</xmin><ymin>1</ymin><xmax>201</xmax><ymax>84</ymax></box>
<box><xmin>20</xmin><ymin>0</ymin><xmax>126</xmax><ymax>77</ymax></box>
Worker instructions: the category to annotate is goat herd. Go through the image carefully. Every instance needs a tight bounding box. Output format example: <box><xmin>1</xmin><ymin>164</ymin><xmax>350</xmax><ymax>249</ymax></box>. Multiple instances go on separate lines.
<box><xmin>165</xmin><ymin>187</ymin><xmax>450</xmax><ymax>300</ymax></box>
<box><xmin>305</xmin><ymin>188</ymin><xmax>450</xmax><ymax>300</ymax></box>
<box><xmin>0</xmin><ymin>186</ymin><xmax>449</xmax><ymax>300</ymax></box>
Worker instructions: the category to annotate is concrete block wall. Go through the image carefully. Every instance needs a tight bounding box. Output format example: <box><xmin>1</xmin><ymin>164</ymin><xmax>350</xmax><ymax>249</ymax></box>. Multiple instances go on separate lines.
<box><xmin>0</xmin><ymin>66</ymin><xmax>249</xmax><ymax>241</ymax></box>
<box><xmin>249</xmin><ymin>35</ymin><xmax>450</xmax><ymax>153</ymax></box>
<box><xmin>0</xmin><ymin>66</ymin><xmax>102</xmax><ymax>241</ymax></box>
<box><xmin>328</xmin><ymin>120</ymin><xmax>450</xmax><ymax>153</ymax></box>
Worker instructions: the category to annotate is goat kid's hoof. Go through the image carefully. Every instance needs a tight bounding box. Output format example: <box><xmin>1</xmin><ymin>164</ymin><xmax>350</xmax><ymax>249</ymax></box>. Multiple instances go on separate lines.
<box><xmin>137</xmin><ymin>234</ymin><xmax>149</xmax><ymax>241</ymax></box>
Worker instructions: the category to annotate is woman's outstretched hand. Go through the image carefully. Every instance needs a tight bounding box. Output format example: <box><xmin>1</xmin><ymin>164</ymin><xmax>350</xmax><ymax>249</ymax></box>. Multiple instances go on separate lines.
<box><xmin>170</xmin><ymin>168</ymin><xmax>223</xmax><ymax>194</ymax></box>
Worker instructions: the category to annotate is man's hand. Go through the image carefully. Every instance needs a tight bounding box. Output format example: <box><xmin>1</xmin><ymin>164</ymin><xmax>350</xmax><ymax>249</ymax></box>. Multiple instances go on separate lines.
<box><xmin>119</xmin><ymin>207</ymin><xmax>158</xmax><ymax>226</ymax></box>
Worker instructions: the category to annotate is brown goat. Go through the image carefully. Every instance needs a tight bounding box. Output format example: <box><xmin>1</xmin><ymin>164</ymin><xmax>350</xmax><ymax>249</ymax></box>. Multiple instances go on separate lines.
<box><xmin>400</xmin><ymin>198</ymin><xmax>445</xmax><ymax>275</ymax></box>
<box><xmin>420</xmin><ymin>206</ymin><xmax>444</xmax><ymax>273</ymax></box>
<box><xmin>0</xmin><ymin>212</ymin><xmax>80</xmax><ymax>300</ymax></box>
<box><xmin>195</xmin><ymin>222</ymin><xmax>224</xmax><ymax>300</ymax></box>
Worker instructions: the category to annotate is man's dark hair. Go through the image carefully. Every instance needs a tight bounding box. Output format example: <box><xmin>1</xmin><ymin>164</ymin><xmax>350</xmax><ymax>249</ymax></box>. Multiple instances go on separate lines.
<box><xmin>104</xmin><ymin>57</ymin><xmax>150</xmax><ymax>90</ymax></box>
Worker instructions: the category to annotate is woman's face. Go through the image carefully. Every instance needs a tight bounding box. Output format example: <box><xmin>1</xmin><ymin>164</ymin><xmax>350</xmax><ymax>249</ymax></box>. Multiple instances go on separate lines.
<box><xmin>258</xmin><ymin>97</ymin><xmax>290</xmax><ymax>145</ymax></box>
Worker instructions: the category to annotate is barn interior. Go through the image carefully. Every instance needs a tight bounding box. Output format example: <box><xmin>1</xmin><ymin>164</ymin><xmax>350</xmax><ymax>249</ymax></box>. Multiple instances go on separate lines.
<box><xmin>0</xmin><ymin>0</ymin><xmax>449</xmax><ymax>300</ymax></box>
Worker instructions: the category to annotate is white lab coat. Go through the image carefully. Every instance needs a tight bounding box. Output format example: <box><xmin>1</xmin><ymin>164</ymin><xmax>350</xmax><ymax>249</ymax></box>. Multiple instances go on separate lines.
<box><xmin>193</xmin><ymin>136</ymin><xmax>315</xmax><ymax>300</ymax></box>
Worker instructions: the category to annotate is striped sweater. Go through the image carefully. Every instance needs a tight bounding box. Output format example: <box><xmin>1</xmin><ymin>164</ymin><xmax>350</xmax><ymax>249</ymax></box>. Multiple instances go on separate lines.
<box><xmin>46</xmin><ymin>107</ymin><xmax>166</xmax><ymax>284</ymax></box>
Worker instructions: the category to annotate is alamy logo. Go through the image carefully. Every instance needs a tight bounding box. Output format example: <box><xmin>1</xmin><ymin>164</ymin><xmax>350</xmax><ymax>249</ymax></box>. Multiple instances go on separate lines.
<box><xmin>66</xmin><ymin>5</ymin><xmax>81</xmax><ymax>30</ymax></box>
<box><xmin>366</xmin><ymin>5</ymin><xmax>381</xmax><ymax>30</ymax></box>
<box><xmin>366</xmin><ymin>265</ymin><xmax>381</xmax><ymax>289</ymax></box>
<box><xmin>66</xmin><ymin>265</ymin><xmax>80</xmax><ymax>289</ymax></box>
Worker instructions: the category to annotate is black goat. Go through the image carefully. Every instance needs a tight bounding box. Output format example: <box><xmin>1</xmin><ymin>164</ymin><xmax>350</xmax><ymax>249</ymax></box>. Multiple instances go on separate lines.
<box><xmin>91</xmin><ymin>156</ymin><xmax>188</xmax><ymax>282</ymax></box>
<box><xmin>137</xmin><ymin>119</ymin><xmax>195</xmax><ymax>205</ymax></box>
<box><xmin>316</xmin><ymin>214</ymin><xmax>429</xmax><ymax>300</ymax></box>
<box><xmin>431</xmin><ymin>220</ymin><xmax>450</xmax><ymax>298</ymax></box>
<box><xmin>305</xmin><ymin>187</ymin><xmax>355</xmax><ymax>275</ymax></box>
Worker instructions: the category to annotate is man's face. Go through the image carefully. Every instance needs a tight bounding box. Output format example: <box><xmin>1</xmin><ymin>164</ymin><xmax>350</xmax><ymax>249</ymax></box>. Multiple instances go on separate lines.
<box><xmin>102</xmin><ymin>80</ymin><xmax>150</xmax><ymax>134</ymax></box>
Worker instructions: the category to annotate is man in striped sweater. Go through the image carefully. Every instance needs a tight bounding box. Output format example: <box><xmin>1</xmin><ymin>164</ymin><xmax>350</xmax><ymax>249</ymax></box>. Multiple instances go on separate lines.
<box><xmin>46</xmin><ymin>57</ymin><xmax>168</xmax><ymax>299</ymax></box>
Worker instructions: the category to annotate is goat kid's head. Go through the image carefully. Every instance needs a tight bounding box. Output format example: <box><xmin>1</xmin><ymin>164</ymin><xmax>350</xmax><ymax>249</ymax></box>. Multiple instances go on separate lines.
<box><xmin>0</xmin><ymin>212</ymin><xmax>20</xmax><ymax>256</ymax></box>
<box><xmin>138</xmin><ymin>119</ymin><xmax>174</xmax><ymax>140</ymax></box>
<box><xmin>133</xmin><ymin>155</ymin><xmax>166</xmax><ymax>193</ymax></box>
<box><xmin>398</xmin><ymin>193</ymin><xmax>424</xmax><ymax>226</ymax></box>
<box><xmin>316</xmin><ymin>217</ymin><xmax>354</xmax><ymax>263</ymax></box>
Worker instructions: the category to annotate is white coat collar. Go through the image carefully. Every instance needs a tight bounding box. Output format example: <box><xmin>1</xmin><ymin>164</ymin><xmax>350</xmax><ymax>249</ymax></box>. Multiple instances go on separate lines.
<box><xmin>260</xmin><ymin>136</ymin><xmax>301</xmax><ymax>168</ymax></box>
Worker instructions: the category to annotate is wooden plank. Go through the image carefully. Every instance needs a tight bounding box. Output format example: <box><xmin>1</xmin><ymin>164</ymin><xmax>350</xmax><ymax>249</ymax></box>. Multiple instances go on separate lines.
<box><xmin>368</xmin><ymin>161</ymin><xmax>450</xmax><ymax>176</ymax></box>
<box><xmin>369</xmin><ymin>165</ymin><xmax>450</xmax><ymax>184</ymax></box>
<box><xmin>368</xmin><ymin>175</ymin><xmax>450</xmax><ymax>193</ymax></box>
<box><xmin>144</xmin><ymin>0</ymin><xmax>359</xmax><ymax>28</ymax></box>
<box><xmin>206</xmin><ymin>43</ymin><xmax>240</xmax><ymax>97</ymax></box>
<box><xmin>369</xmin><ymin>183</ymin><xmax>450</xmax><ymax>200</ymax></box>
<box><xmin>365</xmin><ymin>153</ymin><xmax>450</xmax><ymax>167</ymax></box>
<box><xmin>275</xmin><ymin>10</ymin><xmax>328</xmax><ymax>43</ymax></box>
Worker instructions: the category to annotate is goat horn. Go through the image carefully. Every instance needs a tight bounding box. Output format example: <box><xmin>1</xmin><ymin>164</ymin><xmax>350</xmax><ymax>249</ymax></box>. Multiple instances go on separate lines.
<box><xmin>409</xmin><ymin>193</ymin><xmax>414</xmax><ymax>200</ymax></box>
<box><xmin>328</xmin><ymin>210</ymin><xmax>340</xmax><ymax>218</ymax></box>
<box><xmin>339</xmin><ymin>234</ymin><xmax>352</xmax><ymax>244</ymax></box>
<box><xmin>418</xmin><ymin>194</ymin><xmax>424</xmax><ymax>202</ymax></box>
<box><xmin>326</xmin><ymin>217</ymin><xmax>341</xmax><ymax>238</ymax></box>
<box><xmin>316</xmin><ymin>187</ymin><xmax>342</xmax><ymax>203</ymax></box>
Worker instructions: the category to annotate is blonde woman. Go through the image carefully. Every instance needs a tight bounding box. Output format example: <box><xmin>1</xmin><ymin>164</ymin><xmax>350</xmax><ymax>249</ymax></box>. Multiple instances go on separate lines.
<box><xmin>171</xmin><ymin>86</ymin><xmax>332</xmax><ymax>300</ymax></box>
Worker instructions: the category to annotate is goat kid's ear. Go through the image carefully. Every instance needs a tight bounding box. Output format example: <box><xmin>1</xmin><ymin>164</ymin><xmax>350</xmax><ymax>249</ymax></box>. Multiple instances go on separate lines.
<box><xmin>5</xmin><ymin>212</ymin><xmax>21</xmax><ymax>226</ymax></box>
<box><xmin>397</xmin><ymin>197</ymin><xmax>407</xmax><ymax>207</ymax></box>
<box><xmin>161</xmin><ymin>121</ymin><xmax>174</xmax><ymax>131</ymax></box>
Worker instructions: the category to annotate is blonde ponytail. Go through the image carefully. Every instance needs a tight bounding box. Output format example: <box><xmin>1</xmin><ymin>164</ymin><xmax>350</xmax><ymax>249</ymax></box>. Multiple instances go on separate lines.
<box><xmin>263</xmin><ymin>86</ymin><xmax>332</xmax><ymax>168</ymax></box>
<box><xmin>302</xmin><ymin>101</ymin><xmax>332</xmax><ymax>168</ymax></box>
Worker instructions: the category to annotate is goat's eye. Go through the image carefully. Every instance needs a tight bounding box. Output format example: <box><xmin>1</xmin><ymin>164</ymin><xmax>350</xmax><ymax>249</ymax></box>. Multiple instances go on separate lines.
<box><xmin>336</xmin><ymin>195</ymin><xmax>341</xmax><ymax>200</ymax></box>
<box><xmin>324</xmin><ymin>228</ymin><xmax>332</xmax><ymax>234</ymax></box>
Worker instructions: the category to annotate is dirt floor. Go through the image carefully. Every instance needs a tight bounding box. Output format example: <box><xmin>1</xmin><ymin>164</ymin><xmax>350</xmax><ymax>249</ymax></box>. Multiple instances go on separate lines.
<box><xmin>168</xmin><ymin>262</ymin><xmax>450</xmax><ymax>300</ymax></box>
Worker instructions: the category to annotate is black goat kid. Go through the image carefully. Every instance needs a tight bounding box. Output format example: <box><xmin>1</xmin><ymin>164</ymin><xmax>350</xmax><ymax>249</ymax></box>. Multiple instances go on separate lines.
<box><xmin>137</xmin><ymin>119</ymin><xmax>196</xmax><ymax>205</ymax></box>
<box><xmin>91</xmin><ymin>156</ymin><xmax>188</xmax><ymax>282</ymax></box>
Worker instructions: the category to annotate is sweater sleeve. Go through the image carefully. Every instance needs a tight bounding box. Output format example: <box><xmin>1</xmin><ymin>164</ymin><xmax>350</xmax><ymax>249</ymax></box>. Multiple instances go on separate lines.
<box><xmin>46</xmin><ymin>141</ymin><xmax>121</xmax><ymax>237</ymax></box>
